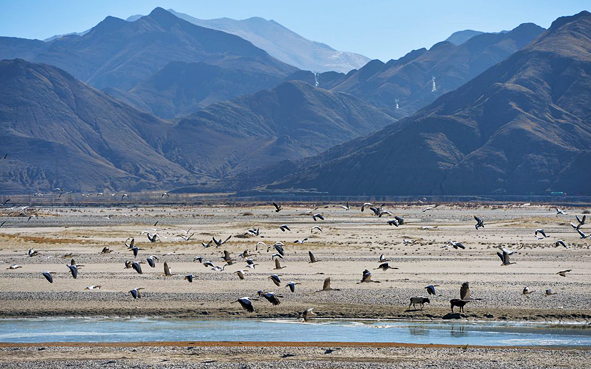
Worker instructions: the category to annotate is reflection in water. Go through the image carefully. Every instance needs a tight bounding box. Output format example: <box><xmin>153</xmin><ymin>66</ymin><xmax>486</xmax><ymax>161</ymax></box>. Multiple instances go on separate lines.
<box><xmin>450</xmin><ymin>325</ymin><xmax>467</xmax><ymax>338</ymax></box>
<box><xmin>409</xmin><ymin>326</ymin><xmax>429</xmax><ymax>337</ymax></box>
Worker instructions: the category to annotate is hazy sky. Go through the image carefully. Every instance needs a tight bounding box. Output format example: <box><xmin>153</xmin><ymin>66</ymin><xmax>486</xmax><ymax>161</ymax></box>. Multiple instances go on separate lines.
<box><xmin>0</xmin><ymin>0</ymin><xmax>588</xmax><ymax>61</ymax></box>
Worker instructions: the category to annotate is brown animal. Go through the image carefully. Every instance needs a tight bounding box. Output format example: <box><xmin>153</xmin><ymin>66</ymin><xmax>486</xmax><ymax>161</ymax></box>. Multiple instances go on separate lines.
<box><xmin>450</xmin><ymin>299</ymin><xmax>469</xmax><ymax>313</ymax></box>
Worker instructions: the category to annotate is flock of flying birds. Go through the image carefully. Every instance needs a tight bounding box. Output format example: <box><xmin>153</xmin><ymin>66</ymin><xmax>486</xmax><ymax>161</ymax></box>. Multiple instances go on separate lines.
<box><xmin>2</xmin><ymin>200</ymin><xmax>589</xmax><ymax>320</ymax></box>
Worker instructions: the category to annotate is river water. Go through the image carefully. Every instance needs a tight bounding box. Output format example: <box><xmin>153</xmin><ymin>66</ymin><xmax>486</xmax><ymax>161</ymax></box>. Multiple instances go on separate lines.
<box><xmin>1</xmin><ymin>318</ymin><xmax>590</xmax><ymax>347</ymax></box>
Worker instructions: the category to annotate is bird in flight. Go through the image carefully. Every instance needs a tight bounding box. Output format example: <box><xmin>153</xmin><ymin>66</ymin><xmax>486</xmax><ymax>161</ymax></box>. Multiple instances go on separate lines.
<box><xmin>474</xmin><ymin>216</ymin><xmax>484</xmax><ymax>230</ymax></box>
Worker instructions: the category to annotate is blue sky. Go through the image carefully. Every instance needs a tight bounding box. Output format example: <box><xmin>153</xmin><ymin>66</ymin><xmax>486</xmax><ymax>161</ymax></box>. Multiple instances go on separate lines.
<box><xmin>0</xmin><ymin>0</ymin><xmax>588</xmax><ymax>61</ymax></box>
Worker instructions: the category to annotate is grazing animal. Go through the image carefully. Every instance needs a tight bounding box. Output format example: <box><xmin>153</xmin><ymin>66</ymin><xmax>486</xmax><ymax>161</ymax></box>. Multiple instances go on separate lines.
<box><xmin>450</xmin><ymin>299</ymin><xmax>469</xmax><ymax>313</ymax></box>
<box><xmin>409</xmin><ymin>297</ymin><xmax>430</xmax><ymax>310</ymax></box>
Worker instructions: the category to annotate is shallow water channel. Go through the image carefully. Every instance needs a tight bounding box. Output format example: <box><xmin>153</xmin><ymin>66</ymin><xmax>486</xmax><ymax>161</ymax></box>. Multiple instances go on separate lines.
<box><xmin>1</xmin><ymin>318</ymin><xmax>591</xmax><ymax>347</ymax></box>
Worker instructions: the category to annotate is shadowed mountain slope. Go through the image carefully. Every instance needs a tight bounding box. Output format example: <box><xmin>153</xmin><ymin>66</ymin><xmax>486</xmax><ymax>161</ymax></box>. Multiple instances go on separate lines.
<box><xmin>290</xmin><ymin>23</ymin><xmax>545</xmax><ymax>118</ymax></box>
<box><xmin>254</xmin><ymin>12</ymin><xmax>591</xmax><ymax>196</ymax></box>
<box><xmin>0</xmin><ymin>59</ymin><xmax>196</xmax><ymax>193</ymax></box>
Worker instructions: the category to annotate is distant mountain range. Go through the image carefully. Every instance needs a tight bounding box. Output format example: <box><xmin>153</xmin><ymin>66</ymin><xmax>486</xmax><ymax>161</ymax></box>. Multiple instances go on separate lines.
<box><xmin>248</xmin><ymin>11</ymin><xmax>591</xmax><ymax>196</ymax></box>
<box><xmin>0</xmin><ymin>8</ymin><xmax>296</xmax><ymax>119</ymax></box>
<box><xmin>164</xmin><ymin>9</ymin><xmax>370</xmax><ymax>73</ymax></box>
<box><xmin>1</xmin><ymin>8</ymin><xmax>588</xmax><ymax>196</ymax></box>
<box><xmin>444</xmin><ymin>29</ymin><xmax>484</xmax><ymax>45</ymax></box>
<box><xmin>0</xmin><ymin>60</ymin><xmax>396</xmax><ymax>193</ymax></box>
<box><xmin>290</xmin><ymin>23</ymin><xmax>545</xmax><ymax>117</ymax></box>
